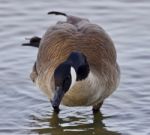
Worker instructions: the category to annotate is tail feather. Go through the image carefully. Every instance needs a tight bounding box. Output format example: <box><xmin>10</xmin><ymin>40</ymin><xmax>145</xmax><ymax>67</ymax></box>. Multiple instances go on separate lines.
<box><xmin>48</xmin><ymin>11</ymin><xmax>67</xmax><ymax>17</ymax></box>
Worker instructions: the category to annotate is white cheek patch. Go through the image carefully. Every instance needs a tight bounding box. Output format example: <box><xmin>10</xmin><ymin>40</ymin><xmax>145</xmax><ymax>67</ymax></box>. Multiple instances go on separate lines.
<box><xmin>70</xmin><ymin>67</ymin><xmax>77</xmax><ymax>89</ymax></box>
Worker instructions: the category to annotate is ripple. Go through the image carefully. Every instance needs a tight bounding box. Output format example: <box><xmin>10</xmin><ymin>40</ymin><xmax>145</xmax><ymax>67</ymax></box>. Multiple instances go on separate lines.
<box><xmin>0</xmin><ymin>0</ymin><xmax>150</xmax><ymax>135</ymax></box>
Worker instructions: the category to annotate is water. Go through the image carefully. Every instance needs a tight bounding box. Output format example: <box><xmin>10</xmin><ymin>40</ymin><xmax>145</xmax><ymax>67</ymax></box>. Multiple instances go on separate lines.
<box><xmin>0</xmin><ymin>0</ymin><xmax>150</xmax><ymax>134</ymax></box>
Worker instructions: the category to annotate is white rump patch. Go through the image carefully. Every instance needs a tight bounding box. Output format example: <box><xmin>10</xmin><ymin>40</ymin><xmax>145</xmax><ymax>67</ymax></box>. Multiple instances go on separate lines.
<box><xmin>70</xmin><ymin>67</ymin><xmax>77</xmax><ymax>89</ymax></box>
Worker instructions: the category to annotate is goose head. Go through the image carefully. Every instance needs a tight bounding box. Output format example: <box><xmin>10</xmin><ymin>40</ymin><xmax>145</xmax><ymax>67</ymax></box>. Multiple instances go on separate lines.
<box><xmin>51</xmin><ymin>51</ymin><xmax>90</xmax><ymax>112</ymax></box>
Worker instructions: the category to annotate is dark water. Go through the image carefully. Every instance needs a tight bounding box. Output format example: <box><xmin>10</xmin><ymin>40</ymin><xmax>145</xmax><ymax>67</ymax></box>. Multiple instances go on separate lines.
<box><xmin>0</xmin><ymin>0</ymin><xmax>150</xmax><ymax>135</ymax></box>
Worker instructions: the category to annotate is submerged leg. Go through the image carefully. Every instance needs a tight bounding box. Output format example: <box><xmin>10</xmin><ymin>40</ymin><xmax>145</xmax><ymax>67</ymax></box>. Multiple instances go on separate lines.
<box><xmin>92</xmin><ymin>101</ymin><xmax>103</xmax><ymax>113</ymax></box>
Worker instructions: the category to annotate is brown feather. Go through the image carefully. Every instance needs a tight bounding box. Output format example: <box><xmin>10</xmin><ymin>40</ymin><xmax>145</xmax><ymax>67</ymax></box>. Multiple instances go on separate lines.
<box><xmin>31</xmin><ymin>14</ymin><xmax>120</xmax><ymax>106</ymax></box>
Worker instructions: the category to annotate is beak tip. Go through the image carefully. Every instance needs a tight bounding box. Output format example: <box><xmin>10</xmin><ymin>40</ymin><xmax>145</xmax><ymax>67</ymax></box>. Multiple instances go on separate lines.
<box><xmin>53</xmin><ymin>105</ymin><xmax>60</xmax><ymax>113</ymax></box>
<box><xmin>51</xmin><ymin>100</ymin><xmax>60</xmax><ymax>113</ymax></box>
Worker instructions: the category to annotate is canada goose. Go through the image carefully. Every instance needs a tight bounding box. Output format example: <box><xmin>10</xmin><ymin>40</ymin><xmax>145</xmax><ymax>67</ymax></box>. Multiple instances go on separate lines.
<box><xmin>22</xmin><ymin>36</ymin><xmax>41</xmax><ymax>48</ymax></box>
<box><xmin>24</xmin><ymin>11</ymin><xmax>120</xmax><ymax>113</ymax></box>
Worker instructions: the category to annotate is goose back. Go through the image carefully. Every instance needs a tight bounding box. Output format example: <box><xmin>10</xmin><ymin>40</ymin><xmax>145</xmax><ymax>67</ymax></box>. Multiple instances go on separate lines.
<box><xmin>31</xmin><ymin>15</ymin><xmax>120</xmax><ymax>106</ymax></box>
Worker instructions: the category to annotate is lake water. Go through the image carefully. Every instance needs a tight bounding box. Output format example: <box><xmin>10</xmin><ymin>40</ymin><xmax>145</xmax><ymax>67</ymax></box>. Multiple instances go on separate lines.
<box><xmin>0</xmin><ymin>0</ymin><xmax>150</xmax><ymax>135</ymax></box>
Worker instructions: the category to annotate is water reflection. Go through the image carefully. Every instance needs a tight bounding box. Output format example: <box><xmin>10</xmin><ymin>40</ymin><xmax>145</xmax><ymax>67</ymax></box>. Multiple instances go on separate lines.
<box><xmin>31</xmin><ymin>111</ymin><xmax>121</xmax><ymax>135</ymax></box>
<box><xmin>1</xmin><ymin>0</ymin><xmax>150</xmax><ymax>134</ymax></box>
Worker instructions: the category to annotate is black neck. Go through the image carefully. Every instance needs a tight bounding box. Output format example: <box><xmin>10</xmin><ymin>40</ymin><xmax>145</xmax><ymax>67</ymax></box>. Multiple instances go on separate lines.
<box><xmin>67</xmin><ymin>51</ymin><xmax>90</xmax><ymax>81</ymax></box>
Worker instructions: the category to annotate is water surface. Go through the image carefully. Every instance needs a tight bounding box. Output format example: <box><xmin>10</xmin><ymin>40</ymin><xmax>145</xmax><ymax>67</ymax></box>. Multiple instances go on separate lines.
<box><xmin>0</xmin><ymin>0</ymin><xmax>150</xmax><ymax>135</ymax></box>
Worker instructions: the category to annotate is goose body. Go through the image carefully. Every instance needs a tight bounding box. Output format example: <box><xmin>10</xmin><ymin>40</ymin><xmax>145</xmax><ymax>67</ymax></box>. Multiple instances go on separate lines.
<box><xmin>29</xmin><ymin>12</ymin><xmax>120</xmax><ymax>112</ymax></box>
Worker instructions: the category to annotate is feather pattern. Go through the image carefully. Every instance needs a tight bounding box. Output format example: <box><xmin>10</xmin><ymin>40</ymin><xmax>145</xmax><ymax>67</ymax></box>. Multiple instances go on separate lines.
<box><xmin>31</xmin><ymin>13</ymin><xmax>120</xmax><ymax>106</ymax></box>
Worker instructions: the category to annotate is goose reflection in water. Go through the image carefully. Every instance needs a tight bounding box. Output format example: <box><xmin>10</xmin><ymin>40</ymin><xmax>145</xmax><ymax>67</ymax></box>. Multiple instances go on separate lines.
<box><xmin>30</xmin><ymin>110</ymin><xmax>121</xmax><ymax>135</ymax></box>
